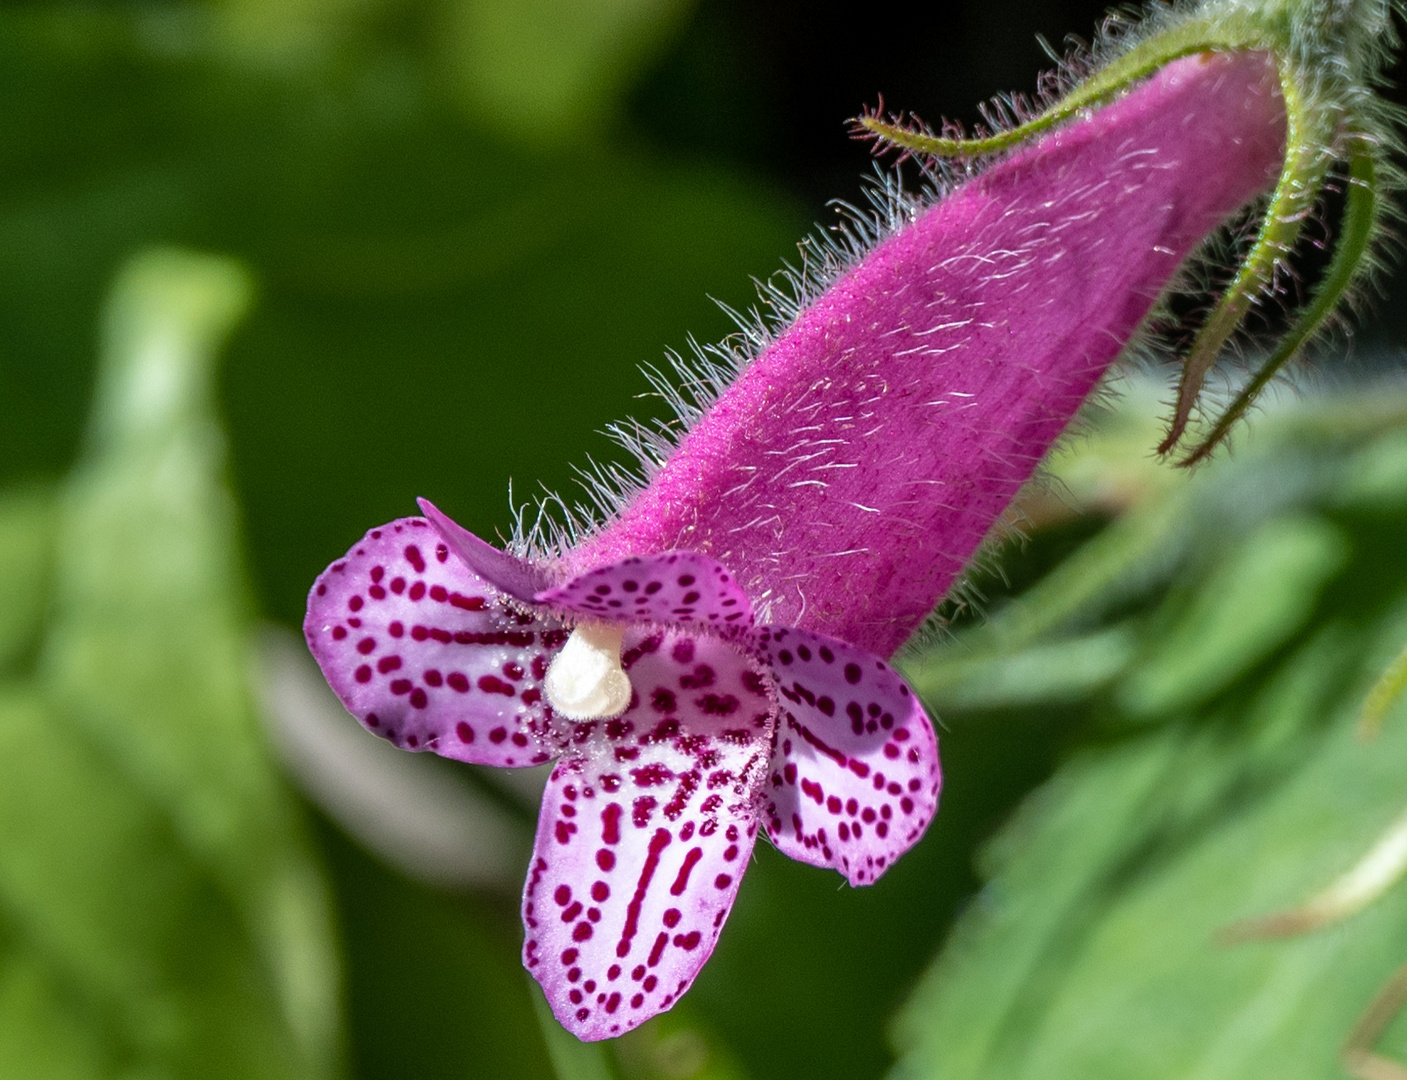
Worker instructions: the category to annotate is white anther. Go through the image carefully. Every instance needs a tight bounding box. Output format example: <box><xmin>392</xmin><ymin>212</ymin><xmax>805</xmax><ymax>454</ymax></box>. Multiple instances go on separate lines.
<box><xmin>544</xmin><ymin>622</ymin><xmax>632</xmax><ymax>721</ymax></box>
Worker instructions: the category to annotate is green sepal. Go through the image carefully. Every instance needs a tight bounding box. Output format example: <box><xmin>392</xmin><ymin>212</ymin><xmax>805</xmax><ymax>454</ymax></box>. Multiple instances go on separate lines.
<box><xmin>1177</xmin><ymin>133</ymin><xmax>1381</xmax><ymax>465</ymax></box>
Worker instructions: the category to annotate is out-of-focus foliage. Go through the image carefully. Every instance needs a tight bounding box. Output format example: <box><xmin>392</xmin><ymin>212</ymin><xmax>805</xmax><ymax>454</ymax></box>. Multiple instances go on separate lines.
<box><xmin>0</xmin><ymin>249</ymin><xmax>340</xmax><ymax>1079</ymax></box>
<box><xmin>6</xmin><ymin>1</ymin><xmax>1407</xmax><ymax>1079</ymax></box>
<box><xmin>0</xmin><ymin>0</ymin><xmax>806</xmax><ymax>627</ymax></box>
<box><xmin>893</xmin><ymin>386</ymin><xmax>1407</xmax><ymax>1079</ymax></box>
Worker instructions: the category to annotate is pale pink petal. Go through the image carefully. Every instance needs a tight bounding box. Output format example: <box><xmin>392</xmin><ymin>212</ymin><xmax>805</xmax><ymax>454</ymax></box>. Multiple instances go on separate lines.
<box><xmin>417</xmin><ymin>497</ymin><xmax>549</xmax><ymax>602</ymax></box>
<box><xmin>305</xmin><ymin>517</ymin><xmax>567</xmax><ymax>766</ymax></box>
<box><xmin>753</xmin><ymin>626</ymin><xmax>940</xmax><ymax>886</ymax></box>
<box><xmin>522</xmin><ymin>629</ymin><xmax>772</xmax><ymax>1040</ymax></box>
<box><xmin>536</xmin><ymin>551</ymin><xmax>754</xmax><ymax>634</ymax></box>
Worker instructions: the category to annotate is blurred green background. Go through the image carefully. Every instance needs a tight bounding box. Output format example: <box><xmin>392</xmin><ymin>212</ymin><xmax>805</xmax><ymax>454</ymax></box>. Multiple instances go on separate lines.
<box><xmin>5</xmin><ymin>2</ymin><xmax>1407</xmax><ymax>1079</ymax></box>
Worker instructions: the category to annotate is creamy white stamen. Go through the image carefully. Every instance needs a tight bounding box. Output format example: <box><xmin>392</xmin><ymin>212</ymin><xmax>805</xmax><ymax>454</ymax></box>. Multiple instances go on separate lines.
<box><xmin>543</xmin><ymin>622</ymin><xmax>632</xmax><ymax>720</ymax></box>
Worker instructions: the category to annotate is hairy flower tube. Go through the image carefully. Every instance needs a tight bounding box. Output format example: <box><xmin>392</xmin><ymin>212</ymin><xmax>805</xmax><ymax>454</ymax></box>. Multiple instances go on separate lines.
<box><xmin>306</xmin><ymin>0</ymin><xmax>1397</xmax><ymax>1043</ymax></box>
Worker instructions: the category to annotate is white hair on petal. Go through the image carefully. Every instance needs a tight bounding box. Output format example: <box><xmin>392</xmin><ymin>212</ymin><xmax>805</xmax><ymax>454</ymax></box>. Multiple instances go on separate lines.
<box><xmin>510</xmin><ymin>0</ymin><xmax>1405</xmax><ymax>567</ymax></box>
<box><xmin>509</xmin><ymin>162</ymin><xmax>940</xmax><ymax>560</ymax></box>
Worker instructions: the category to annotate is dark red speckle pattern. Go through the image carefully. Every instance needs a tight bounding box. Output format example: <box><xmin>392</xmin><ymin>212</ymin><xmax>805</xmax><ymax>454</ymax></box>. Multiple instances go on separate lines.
<box><xmin>536</xmin><ymin>551</ymin><xmax>754</xmax><ymax>637</ymax></box>
<box><xmin>305</xmin><ymin>511</ymin><xmax>942</xmax><ymax>1042</ymax></box>
<box><xmin>753</xmin><ymin>626</ymin><xmax>941</xmax><ymax>886</ymax></box>
<box><xmin>304</xmin><ymin>518</ymin><xmax>563</xmax><ymax>767</ymax></box>
<box><xmin>522</xmin><ymin>631</ymin><xmax>769</xmax><ymax>1040</ymax></box>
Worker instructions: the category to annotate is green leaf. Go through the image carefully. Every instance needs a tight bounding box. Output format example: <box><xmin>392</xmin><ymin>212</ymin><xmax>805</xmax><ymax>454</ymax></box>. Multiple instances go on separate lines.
<box><xmin>0</xmin><ymin>249</ymin><xmax>343</xmax><ymax>1079</ymax></box>
<box><xmin>0</xmin><ymin>487</ymin><xmax>55</xmax><ymax>674</ymax></box>
<box><xmin>893</xmin><ymin>388</ymin><xmax>1407</xmax><ymax>1080</ymax></box>
<box><xmin>439</xmin><ymin>0</ymin><xmax>695</xmax><ymax>140</ymax></box>
<box><xmin>1118</xmin><ymin>515</ymin><xmax>1350</xmax><ymax>717</ymax></box>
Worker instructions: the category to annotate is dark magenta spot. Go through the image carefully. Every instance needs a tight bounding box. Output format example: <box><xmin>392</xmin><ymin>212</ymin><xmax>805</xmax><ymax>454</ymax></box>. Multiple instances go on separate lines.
<box><xmin>456</xmin><ymin>722</ymin><xmax>475</xmax><ymax>743</ymax></box>
<box><xmin>602</xmin><ymin>804</ymin><xmax>622</xmax><ymax>844</ymax></box>
<box><xmin>479</xmin><ymin>675</ymin><xmax>515</xmax><ymax>696</ymax></box>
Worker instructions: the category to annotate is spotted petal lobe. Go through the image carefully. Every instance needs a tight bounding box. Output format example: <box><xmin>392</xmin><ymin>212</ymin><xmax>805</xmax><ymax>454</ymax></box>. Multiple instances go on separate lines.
<box><xmin>536</xmin><ymin>551</ymin><xmax>754</xmax><ymax>634</ymax></box>
<box><xmin>306</xmin><ymin>517</ymin><xmax>567</xmax><ymax>767</ymax></box>
<box><xmin>417</xmin><ymin>497</ymin><xmax>550</xmax><ymax>603</ymax></box>
<box><xmin>522</xmin><ymin>629</ymin><xmax>771</xmax><ymax>1039</ymax></box>
<box><xmin>753</xmin><ymin>626</ymin><xmax>940</xmax><ymax>886</ymax></box>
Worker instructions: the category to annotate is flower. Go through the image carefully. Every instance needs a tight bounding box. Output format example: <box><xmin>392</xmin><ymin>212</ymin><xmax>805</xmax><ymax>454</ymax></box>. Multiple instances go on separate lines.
<box><xmin>568</xmin><ymin>49</ymin><xmax>1288</xmax><ymax>658</ymax></box>
<box><xmin>307</xmin><ymin>41</ymin><xmax>1301</xmax><ymax>1042</ymax></box>
<box><xmin>306</xmin><ymin>499</ymin><xmax>939</xmax><ymax>1040</ymax></box>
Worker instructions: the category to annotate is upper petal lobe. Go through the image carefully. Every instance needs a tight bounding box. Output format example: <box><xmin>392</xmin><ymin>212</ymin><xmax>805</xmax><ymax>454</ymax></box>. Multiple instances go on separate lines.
<box><xmin>522</xmin><ymin>629</ymin><xmax>772</xmax><ymax>1039</ymax></box>
<box><xmin>418</xmin><ymin>497</ymin><xmax>550</xmax><ymax>602</ymax></box>
<box><xmin>305</xmin><ymin>517</ymin><xmax>566</xmax><ymax>766</ymax></box>
<box><xmin>537</xmin><ymin>551</ymin><xmax>754</xmax><ymax>634</ymax></box>
<box><xmin>753</xmin><ymin>626</ymin><xmax>940</xmax><ymax>885</ymax></box>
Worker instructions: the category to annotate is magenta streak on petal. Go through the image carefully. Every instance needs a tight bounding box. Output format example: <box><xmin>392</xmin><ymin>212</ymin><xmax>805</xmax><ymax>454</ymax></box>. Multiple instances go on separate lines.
<box><xmin>418</xmin><ymin>497</ymin><xmax>550</xmax><ymax>603</ymax></box>
<box><xmin>522</xmin><ymin>629</ymin><xmax>769</xmax><ymax>1040</ymax></box>
<box><xmin>620</xmin><ymin>829</ymin><xmax>672</xmax><ymax>957</ymax></box>
<box><xmin>536</xmin><ymin>550</ymin><xmax>755</xmax><ymax>633</ymax></box>
<box><xmin>305</xmin><ymin>517</ymin><xmax>565</xmax><ymax>767</ymax></box>
<box><xmin>566</xmin><ymin>51</ymin><xmax>1287</xmax><ymax>656</ymax></box>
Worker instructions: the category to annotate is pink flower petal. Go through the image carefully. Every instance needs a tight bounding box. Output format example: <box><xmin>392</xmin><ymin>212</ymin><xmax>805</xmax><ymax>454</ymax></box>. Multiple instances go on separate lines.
<box><xmin>753</xmin><ymin>626</ymin><xmax>940</xmax><ymax>885</ymax></box>
<box><xmin>305</xmin><ymin>517</ymin><xmax>567</xmax><ymax>766</ymax></box>
<box><xmin>417</xmin><ymin>497</ymin><xmax>550</xmax><ymax>603</ymax></box>
<box><xmin>535</xmin><ymin>551</ymin><xmax>754</xmax><ymax>634</ymax></box>
<box><xmin>522</xmin><ymin>629</ymin><xmax>771</xmax><ymax>1039</ymax></box>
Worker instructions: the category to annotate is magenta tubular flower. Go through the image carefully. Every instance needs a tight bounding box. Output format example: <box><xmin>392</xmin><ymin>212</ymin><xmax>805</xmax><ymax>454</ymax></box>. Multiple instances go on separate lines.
<box><xmin>306</xmin><ymin>50</ymin><xmax>1286</xmax><ymax>1039</ymax></box>
<box><xmin>569</xmin><ymin>50</ymin><xmax>1287</xmax><ymax>657</ymax></box>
